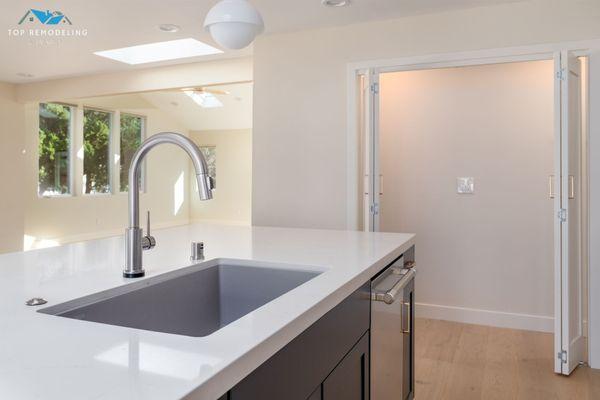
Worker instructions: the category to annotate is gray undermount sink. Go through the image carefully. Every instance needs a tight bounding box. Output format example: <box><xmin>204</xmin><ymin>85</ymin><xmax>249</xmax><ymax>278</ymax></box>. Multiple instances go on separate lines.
<box><xmin>39</xmin><ymin>259</ymin><xmax>321</xmax><ymax>337</ymax></box>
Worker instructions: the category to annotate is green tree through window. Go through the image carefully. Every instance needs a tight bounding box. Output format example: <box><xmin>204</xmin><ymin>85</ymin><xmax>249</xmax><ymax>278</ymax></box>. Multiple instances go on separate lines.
<box><xmin>39</xmin><ymin>103</ymin><xmax>71</xmax><ymax>195</ymax></box>
<box><xmin>120</xmin><ymin>114</ymin><xmax>143</xmax><ymax>191</ymax></box>
<box><xmin>83</xmin><ymin>109</ymin><xmax>111</xmax><ymax>194</ymax></box>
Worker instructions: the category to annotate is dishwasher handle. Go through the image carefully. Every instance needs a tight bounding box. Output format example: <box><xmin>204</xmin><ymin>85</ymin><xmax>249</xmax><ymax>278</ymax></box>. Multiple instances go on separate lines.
<box><xmin>371</xmin><ymin>268</ymin><xmax>415</xmax><ymax>304</ymax></box>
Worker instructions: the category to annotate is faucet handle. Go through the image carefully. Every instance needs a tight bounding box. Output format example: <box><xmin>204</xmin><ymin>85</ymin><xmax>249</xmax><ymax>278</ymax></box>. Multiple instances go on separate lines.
<box><xmin>142</xmin><ymin>211</ymin><xmax>156</xmax><ymax>250</ymax></box>
<box><xmin>146</xmin><ymin>210</ymin><xmax>151</xmax><ymax>237</ymax></box>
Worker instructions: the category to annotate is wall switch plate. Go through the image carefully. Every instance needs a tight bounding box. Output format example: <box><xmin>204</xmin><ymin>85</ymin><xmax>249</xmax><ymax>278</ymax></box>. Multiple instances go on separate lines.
<box><xmin>457</xmin><ymin>177</ymin><xmax>474</xmax><ymax>194</ymax></box>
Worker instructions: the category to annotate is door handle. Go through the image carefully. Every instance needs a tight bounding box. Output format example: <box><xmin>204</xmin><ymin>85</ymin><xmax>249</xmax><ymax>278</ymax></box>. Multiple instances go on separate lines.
<box><xmin>401</xmin><ymin>301</ymin><xmax>411</xmax><ymax>335</ymax></box>
<box><xmin>379</xmin><ymin>174</ymin><xmax>384</xmax><ymax>195</ymax></box>
<box><xmin>569</xmin><ymin>175</ymin><xmax>575</xmax><ymax>199</ymax></box>
<box><xmin>549</xmin><ymin>175</ymin><xmax>555</xmax><ymax>199</ymax></box>
<box><xmin>371</xmin><ymin>269</ymin><xmax>415</xmax><ymax>304</ymax></box>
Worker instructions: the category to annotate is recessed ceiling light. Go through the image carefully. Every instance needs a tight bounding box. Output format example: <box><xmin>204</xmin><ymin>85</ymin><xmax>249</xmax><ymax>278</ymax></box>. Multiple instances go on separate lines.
<box><xmin>94</xmin><ymin>38</ymin><xmax>223</xmax><ymax>65</ymax></box>
<box><xmin>17</xmin><ymin>72</ymin><xmax>34</xmax><ymax>78</ymax></box>
<box><xmin>159</xmin><ymin>24</ymin><xmax>181</xmax><ymax>33</ymax></box>
<box><xmin>322</xmin><ymin>0</ymin><xmax>350</xmax><ymax>7</ymax></box>
<box><xmin>184</xmin><ymin>90</ymin><xmax>223</xmax><ymax>108</ymax></box>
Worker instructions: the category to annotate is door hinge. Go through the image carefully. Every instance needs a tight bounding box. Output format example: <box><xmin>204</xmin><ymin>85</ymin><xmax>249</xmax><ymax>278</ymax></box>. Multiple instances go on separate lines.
<box><xmin>558</xmin><ymin>208</ymin><xmax>567</xmax><ymax>222</ymax></box>
<box><xmin>556</xmin><ymin>68</ymin><xmax>566</xmax><ymax>81</ymax></box>
<box><xmin>370</xmin><ymin>203</ymin><xmax>379</xmax><ymax>215</ymax></box>
<box><xmin>558</xmin><ymin>350</ymin><xmax>568</xmax><ymax>364</ymax></box>
<box><xmin>370</xmin><ymin>82</ymin><xmax>379</xmax><ymax>94</ymax></box>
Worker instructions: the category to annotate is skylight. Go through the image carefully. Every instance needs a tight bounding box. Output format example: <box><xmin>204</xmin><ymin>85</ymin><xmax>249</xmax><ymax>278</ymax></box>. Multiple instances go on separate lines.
<box><xmin>94</xmin><ymin>38</ymin><xmax>223</xmax><ymax>65</ymax></box>
<box><xmin>184</xmin><ymin>90</ymin><xmax>223</xmax><ymax>108</ymax></box>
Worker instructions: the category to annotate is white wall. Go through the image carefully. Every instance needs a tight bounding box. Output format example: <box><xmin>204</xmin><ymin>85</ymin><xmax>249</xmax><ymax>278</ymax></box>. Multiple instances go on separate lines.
<box><xmin>0</xmin><ymin>83</ymin><xmax>25</xmax><ymax>253</ymax></box>
<box><xmin>588</xmin><ymin>51</ymin><xmax>600</xmax><ymax>371</ymax></box>
<box><xmin>16</xmin><ymin>57</ymin><xmax>253</xmax><ymax>102</ymax></box>
<box><xmin>23</xmin><ymin>103</ymin><xmax>192</xmax><ymax>247</ymax></box>
<box><xmin>379</xmin><ymin>61</ymin><xmax>555</xmax><ymax>331</ymax></box>
<box><xmin>251</xmin><ymin>0</ymin><xmax>600</xmax><ymax>366</ymax></box>
<box><xmin>189</xmin><ymin>129</ymin><xmax>252</xmax><ymax>225</ymax></box>
<box><xmin>252</xmin><ymin>0</ymin><xmax>600</xmax><ymax>229</ymax></box>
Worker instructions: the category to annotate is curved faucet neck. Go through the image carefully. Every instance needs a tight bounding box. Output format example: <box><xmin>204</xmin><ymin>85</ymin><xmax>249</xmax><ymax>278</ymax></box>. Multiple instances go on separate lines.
<box><xmin>127</xmin><ymin>132</ymin><xmax>211</xmax><ymax>229</ymax></box>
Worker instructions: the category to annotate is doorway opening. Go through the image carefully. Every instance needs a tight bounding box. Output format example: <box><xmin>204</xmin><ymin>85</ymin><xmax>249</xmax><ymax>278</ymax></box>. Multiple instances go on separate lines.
<box><xmin>355</xmin><ymin>55</ymin><xmax>589</xmax><ymax>375</ymax></box>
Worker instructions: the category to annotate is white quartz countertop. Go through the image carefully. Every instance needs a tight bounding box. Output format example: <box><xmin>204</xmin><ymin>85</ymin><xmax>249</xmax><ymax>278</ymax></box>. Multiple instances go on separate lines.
<box><xmin>0</xmin><ymin>223</ymin><xmax>414</xmax><ymax>400</ymax></box>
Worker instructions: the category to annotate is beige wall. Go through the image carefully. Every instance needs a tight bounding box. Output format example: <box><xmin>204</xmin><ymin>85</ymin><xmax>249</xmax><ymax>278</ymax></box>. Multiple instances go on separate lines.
<box><xmin>16</xmin><ymin>57</ymin><xmax>253</xmax><ymax>102</ymax></box>
<box><xmin>0</xmin><ymin>83</ymin><xmax>25</xmax><ymax>253</ymax></box>
<box><xmin>23</xmin><ymin>103</ymin><xmax>192</xmax><ymax>247</ymax></box>
<box><xmin>189</xmin><ymin>129</ymin><xmax>252</xmax><ymax>225</ymax></box>
<box><xmin>379</xmin><ymin>61</ymin><xmax>555</xmax><ymax>328</ymax></box>
<box><xmin>252</xmin><ymin>0</ymin><xmax>600</xmax><ymax>229</ymax></box>
<box><xmin>0</xmin><ymin>58</ymin><xmax>253</xmax><ymax>250</ymax></box>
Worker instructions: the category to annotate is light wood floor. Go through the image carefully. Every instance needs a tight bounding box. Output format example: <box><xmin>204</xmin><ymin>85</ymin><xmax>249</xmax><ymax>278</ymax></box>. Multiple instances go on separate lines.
<box><xmin>415</xmin><ymin>318</ymin><xmax>600</xmax><ymax>400</ymax></box>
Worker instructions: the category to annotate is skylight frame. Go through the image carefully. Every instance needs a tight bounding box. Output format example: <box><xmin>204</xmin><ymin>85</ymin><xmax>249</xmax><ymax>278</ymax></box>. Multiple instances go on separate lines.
<box><xmin>94</xmin><ymin>38</ymin><xmax>223</xmax><ymax>65</ymax></box>
<box><xmin>184</xmin><ymin>90</ymin><xmax>224</xmax><ymax>108</ymax></box>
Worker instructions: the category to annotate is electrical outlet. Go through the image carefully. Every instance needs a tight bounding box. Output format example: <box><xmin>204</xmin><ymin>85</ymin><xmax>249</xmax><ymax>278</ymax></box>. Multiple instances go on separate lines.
<box><xmin>457</xmin><ymin>177</ymin><xmax>474</xmax><ymax>194</ymax></box>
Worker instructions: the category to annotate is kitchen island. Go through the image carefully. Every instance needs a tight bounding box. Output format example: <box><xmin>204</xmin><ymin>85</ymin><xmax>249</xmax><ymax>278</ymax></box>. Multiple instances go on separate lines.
<box><xmin>0</xmin><ymin>223</ymin><xmax>414</xmax><ymax>400</ymax></box>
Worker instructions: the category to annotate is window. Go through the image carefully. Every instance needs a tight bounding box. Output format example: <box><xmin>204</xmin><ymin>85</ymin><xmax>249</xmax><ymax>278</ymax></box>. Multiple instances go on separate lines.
<box><xmin>38</xmin><ymin>105</ymin><xmax>145</xmax><ymax>197</ymax></box>
<box><xmin>83</xmin><ymin>109</ymin><xmax>111</xmax><ymax>194</ymax></box>
<box><xmin>120</xmin><ymin>114</ymin><xmax>144</xmax><ymax>192</ymax></box>
<box><xmin>38</xmin><ymin>103</ymin><xmax>72</xmax><ymax>196</ymax></box>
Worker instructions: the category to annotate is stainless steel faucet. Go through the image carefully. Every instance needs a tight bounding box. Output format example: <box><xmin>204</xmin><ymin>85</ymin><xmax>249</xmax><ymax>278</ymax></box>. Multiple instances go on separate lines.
<box><xmin>123</xmin><ymin>132</ymin><xmax>213</xmax><ymax>278</ymax></box>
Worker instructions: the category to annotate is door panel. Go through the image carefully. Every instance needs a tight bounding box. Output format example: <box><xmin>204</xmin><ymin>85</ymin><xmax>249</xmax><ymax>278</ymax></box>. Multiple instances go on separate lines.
<box><xmin>322</xmin><ymin>333</ymin><xmax>369</xmax><ymax>400</ymax></box>
<box><xmin>556</xmin><ymin>51</ymin><xmax>586</xmax><ymax>375</ymax></box>
<box><xmin>307</xmin><ymin>386</ymin><xmax>322</xmax><ymax>400</ymax></box>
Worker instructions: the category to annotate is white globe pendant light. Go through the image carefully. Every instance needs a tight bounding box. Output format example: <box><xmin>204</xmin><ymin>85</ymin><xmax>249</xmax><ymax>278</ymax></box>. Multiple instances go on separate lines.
<box><xmin>204</xmin><ymin>0</ymin><xmax>264</xmax><ymax>50</ymax></box>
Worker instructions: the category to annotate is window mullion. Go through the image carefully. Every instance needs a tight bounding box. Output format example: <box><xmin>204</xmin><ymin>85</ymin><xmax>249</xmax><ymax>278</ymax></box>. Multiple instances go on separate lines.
<box><xmin>112</xmin><ymin>111</ymin><xmax>121</xmax><ymax>194</ymax></box>
<box><xmin>73</xmin><ymin>105</ymin><xmax>84</xmax><ymax>196</ymax></box>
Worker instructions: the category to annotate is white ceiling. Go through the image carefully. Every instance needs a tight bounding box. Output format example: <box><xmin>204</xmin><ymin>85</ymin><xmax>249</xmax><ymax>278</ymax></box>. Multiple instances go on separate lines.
<box><xmin>1</xmin><ymin>0</ymin><xmax>520</xmax><ymax>83</ymax></box>
<box><xmin>71</xmin><ymin>82</ymin><xmax>253</xmax><ymax>131</ymax></box>
<box><xmin>141</xmin><ymin>83</ymin><xmax>253</xmax><ymax>131</ymax></box>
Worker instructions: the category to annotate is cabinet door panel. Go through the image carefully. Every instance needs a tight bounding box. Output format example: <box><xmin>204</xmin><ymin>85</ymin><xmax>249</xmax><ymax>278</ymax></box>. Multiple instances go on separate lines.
<box><xmin>307</xmin><ymin>386</ymin><xmax>322</xmax><ymax>400</ymax></box>
<box><xmin>323</xmin><ymin>332</ymin><xmax>369</xmax><ymax>400</ymax></box>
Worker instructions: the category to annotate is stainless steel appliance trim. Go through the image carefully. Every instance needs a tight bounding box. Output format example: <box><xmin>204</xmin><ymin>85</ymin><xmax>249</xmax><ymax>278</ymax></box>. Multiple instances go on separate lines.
<box><xmin>402</xmin><ymin>300</ymin><xmax>411</xmax><ymax>334</ymax></box>
<box><xmin>371</xmin><ymin>268</ymin><xmax>415</xmax><ymax>304</ymax></box>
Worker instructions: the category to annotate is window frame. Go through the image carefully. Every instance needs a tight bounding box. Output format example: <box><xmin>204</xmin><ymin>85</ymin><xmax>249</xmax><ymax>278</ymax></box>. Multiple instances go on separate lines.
<box><xmin>82</xmin><ymin>106</ymin><xmax>114</xmax><ymax>196</ymax></box>
<box><xmin>37</xmin><ymin>102</ymin><xmax>147</xmax><ymax>199</ymax></box>
<box><xmin>37</xmin><ymin>102</ymin><xmax>76</xmax><ymax>198</ymax></box>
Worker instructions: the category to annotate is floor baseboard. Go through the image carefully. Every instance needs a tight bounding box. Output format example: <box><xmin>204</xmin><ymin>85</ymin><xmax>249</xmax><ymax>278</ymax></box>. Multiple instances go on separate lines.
<box><xmin>416</xmin><ymin>302</ymin><xmax>554</xmax><ymax>333</ymax></box>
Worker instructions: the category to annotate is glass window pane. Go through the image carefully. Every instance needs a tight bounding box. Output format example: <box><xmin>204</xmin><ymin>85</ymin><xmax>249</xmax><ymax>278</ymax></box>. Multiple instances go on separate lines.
<box><xmin>83</xmin><ymin>109</ymin><xmax>111</xmax><ymax>194</ymax></box>
<box><xmin>38</xmin><ymin>103</ymin><xmax>71</xmax><ymax>196</ymax></box>
<box><xmin>120</xmin><ymin>114</ymin><xmax>143</xmax><ymax>192</ymax></box>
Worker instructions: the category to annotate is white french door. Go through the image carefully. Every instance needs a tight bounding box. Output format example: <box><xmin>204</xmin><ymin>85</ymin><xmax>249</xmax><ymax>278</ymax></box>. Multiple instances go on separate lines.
<box><xmin>554</xmin><ymin>50</ymin><xmax>586</xmax><ymax>375</ymax></box>
<box><xmin>359</xmin><ymin>51</ymin><xmax>588</xmax><ymax>375</ymax></box>
<box><xmin>361</xmin><ymin>69</ymin><xmax>380</xmax><ymax>232</ymax></box>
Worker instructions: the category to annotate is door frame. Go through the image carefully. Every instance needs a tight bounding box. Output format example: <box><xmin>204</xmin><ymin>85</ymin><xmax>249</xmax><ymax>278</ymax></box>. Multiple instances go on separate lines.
<box><xmin>345</xmin><ymin>39</ymin><xmax>598</xmax><ymax>369</ymax></box>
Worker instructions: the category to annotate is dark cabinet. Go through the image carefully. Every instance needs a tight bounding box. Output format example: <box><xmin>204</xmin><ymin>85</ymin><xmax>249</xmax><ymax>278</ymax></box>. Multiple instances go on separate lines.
<box><xmin>217</xmin><ymin>246</ymin><xmax>416</xmax><ymax>400</ymax></box>
<box><xmin>229</xmin><ymin>282</ymin><xmax>370</xmax><ymax>400</ymax></box>
<box><xmin>306</xmin><ymin>386</ymin><xmax>322</xmax><ymax>400</ymax></box>
<box><xmin>322</xmin><ymin>332</ymin><xmax>370</xmax><ymax>400</ymax></box>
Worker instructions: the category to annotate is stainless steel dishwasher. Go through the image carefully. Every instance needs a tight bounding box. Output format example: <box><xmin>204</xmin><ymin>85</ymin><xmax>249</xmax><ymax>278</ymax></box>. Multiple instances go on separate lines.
<box><xmin>371</xmin><ymin>255</ymin><xmax>415</xmax><ymax>400</ymax></box>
